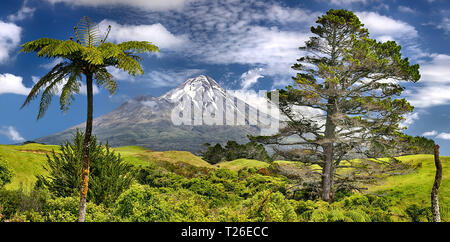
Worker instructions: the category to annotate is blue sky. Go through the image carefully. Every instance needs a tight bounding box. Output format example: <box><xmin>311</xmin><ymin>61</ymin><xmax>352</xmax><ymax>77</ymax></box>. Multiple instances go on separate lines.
<box><xmin>1</xmin><ymin>0</ymin><xmax>450</xmax><ymax>154</ymax></box>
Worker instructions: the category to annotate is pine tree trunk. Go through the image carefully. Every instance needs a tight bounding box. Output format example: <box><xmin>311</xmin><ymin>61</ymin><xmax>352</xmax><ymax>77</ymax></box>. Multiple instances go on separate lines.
<box><xmin>431</xmin><ymin>144</ymin><xmax>442</xmax><ymax>222</ymax></box>
<box><xmin>78</xmin><ymin>72</ymin><xmax>94</xmax><ymax>222</ymax></box>
<box><xmin>321</xmin><ymin>98</ymin><xmax>336</xmax><ymax>202</ymax></box>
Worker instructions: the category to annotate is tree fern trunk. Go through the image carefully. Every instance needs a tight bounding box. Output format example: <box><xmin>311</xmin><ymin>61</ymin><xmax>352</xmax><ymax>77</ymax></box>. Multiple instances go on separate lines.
<box><xmin>78</xmin><ymin>72</ymin><xmax>94</xmax><ymax>222</ymax></box>
<box><xmin>431</xmin><ymin>144</ymin><xmax>442</xmax><ymax>222</ymax></box>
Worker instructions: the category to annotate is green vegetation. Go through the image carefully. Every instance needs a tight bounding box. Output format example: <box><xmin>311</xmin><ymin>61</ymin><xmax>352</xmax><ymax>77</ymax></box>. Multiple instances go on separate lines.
<box><xmin>216</xmin><ymin>159</ymin><xmax>270</xmax><ymax>171</ymax></box>
<box><xmin>0</xmin><ymin>141</ymin><xmax>448</xmax><ymax>222</ymax></box>
<box><xmin>0</xmin><ymin>158</ymin><xmax>13</xmax><ymax>189</ymax></box>
<box><xmin>201</xmin><ymin>141</ymin><xmax>271</xmax><ymax>164</ymax></box>
<box><xmin>36</xmin><ymin>131</ymin><xmax>134</xmax><ymax>207</ymax></box>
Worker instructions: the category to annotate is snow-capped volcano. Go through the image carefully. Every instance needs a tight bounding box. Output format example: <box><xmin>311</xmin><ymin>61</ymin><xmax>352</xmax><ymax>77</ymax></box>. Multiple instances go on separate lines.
<box><xmin>36</xmin><ymin>75</ymin><xmax>277</xmax><ymax>153</ymax></box>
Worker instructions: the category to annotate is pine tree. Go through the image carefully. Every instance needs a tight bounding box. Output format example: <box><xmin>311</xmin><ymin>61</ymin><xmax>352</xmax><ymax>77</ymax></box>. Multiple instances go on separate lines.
<box><xmin>251</xmin><ymin>9</ymin><xmax>420</xmax><ymax>202</ymax></box>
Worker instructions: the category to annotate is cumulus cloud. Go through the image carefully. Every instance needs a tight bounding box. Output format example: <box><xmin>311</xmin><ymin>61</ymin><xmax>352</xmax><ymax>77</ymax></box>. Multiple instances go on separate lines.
<box><xmin>422</xmin><ymin>130</ymin><xmax>438</xmax><ymax>137</ymax></box>
<box><xmin>99</xmin><ymin>20</ymin><xmax>187</xmax><ymax>49</ymax></box>
<box><xmin>436</xmin><ymin>132</ymin><xmax>450</xmax><ymax>140</ymax></box>
<box><xmin>0</xmin><ymin>20</ymin><xmax>22</xmax><ymax>64</ymax></box>
<box><xmin>405</xmin><ymin>54</ymin><xmax>450</xmax><ymax>108</ymax></box>
<box><xmin>356</xmin><ymin>11</ymin><xmax>418</xmax><ymax>42</ymax></box>
<box><xmin>138</xmin><ymin>1</ymin><xmax>316</xmax><ymax>86</ymax></box>
<box><xmin>44</xmin><ymin>0</ymin><xmax>196</xmax><ymax>11</ymax></box>
<box><xmin>0</xmin><ymin>73</ymin><xmax>30</xmax><ymax>95</ymax></box>
<box><xmin>400</xmin><ymin>112</ymin><xmax>420</xmax><ymax>128</ymax></box>
<box><xmin>0</xmin><ymin>126</ymin><xmax>25</xmax><ymax>142</ymax></box>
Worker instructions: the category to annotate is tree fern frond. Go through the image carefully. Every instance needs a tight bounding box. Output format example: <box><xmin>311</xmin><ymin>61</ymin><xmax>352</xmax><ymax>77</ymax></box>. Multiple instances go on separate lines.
<box><xmin>115</xmin><ymin>53</ymin><xmax>144</xmax><ymax>76</ymax></box>
<box><xmin>95</xmin><ymin>68</ymin><xmax>117</xmax><ymax>95</ymax></box>
<box><xmin>117</xmin><ymin>41</ymin><xmax>160</xmax><ymax>54</ymax></box>
<box><xmin>21</xmin><ymin>62</ymin><xmax>69</xmax><ymax>109</ymax></box>
<box><xmin>82</xmin><ymin>46</ymin><xmax>104</xmax><ymax>65</ymax></box>
<box><xmin>38</xmin><ymin>75</ymin><xmax>67</xmax><ymax>120</ymax></box>
<box><xmin>98</xmin><ymin>42</ymin><xmax>123</xmax><ymax>59</ymax></box>
<box><xmin>36</xmin><ymin>40</ymin><xmax>83</xmax><ymax>58</ymax></box>
<box><xmin>76</xmin><ymin>16</ymin><xmax>102</xmax><ymax>47</ymax></box>
<box><xmin>20</xmin><ymin>38</ymin><xmax>62</xmax><ymax>53</ymax></box>
<box><xmin>60</xmin><ymin>70</ymin><xmax>82</xmax><ymax>112</ymax></box>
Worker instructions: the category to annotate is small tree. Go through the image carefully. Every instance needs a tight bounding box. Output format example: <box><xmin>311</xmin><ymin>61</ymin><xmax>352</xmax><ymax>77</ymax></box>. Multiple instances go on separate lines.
<box><xmin>20</xmin><ymin>16</ymin><xmax>159</xmax><ymax>221</ymax></box>
<box><xmin>0</xmin><ymin>157</ymin><xmax>13</xmax><ymax>189</ymax></box>
<box><xmin>36</xmin><ymin>130</ymin><xmax>134</xmax><ymax>208</ymax></box>
<box><xmin>251</xmin><ymin>9</ymin><xmax>420</xmax><ymax>201</ymax></box>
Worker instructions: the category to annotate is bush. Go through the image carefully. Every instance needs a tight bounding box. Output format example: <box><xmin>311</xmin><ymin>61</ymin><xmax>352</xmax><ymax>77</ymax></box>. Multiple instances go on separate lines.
<box><xmin>405</xmin><ymin>204</ymin><xmax>431</xmax><ymax>222</ymax></box>
<box><xmin>0</xmin><ymin>188</ymin><xmax>49</xmax><ymax>221</ymax></box>
<box><xmin>113</xmin><ymin>185</ymin><xmax>210</xmax><ymax>222</ymax></box>
<box><xmin>202</xmin><ymin>141</ymin><xmax>271</xmax><ymax>164</ymax></box>
<box><xmin>0</xmin><ymin>157</ymin><xmax>13</xmax><ymax>189</ymax></box>
<box><xmin>36</xmin><ymin>130</ymin><xmax>134</xmax><ymax>207</ymax></box>
<box><xmin>243</xmin><ymin>190</ymin><xmax>297</xmax><ymax>222</ymax></box>
<box><xmin>41</xmin><ymin>197</ymin><xmax>111</xmax><ymax>222</ymax></box>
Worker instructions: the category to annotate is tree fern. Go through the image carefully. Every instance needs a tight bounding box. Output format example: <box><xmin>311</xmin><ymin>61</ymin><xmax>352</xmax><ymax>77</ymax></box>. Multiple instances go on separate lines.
<box><xmin>20</xmin><ymin>16</ymin><xmax>160</xmax><ymax>222</ymax></box>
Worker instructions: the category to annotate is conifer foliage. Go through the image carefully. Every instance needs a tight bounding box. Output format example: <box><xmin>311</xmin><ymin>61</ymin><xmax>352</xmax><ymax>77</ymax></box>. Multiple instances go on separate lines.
<box><xmin>251</xmin><ymin>9</ymin><xmax>420</xmax><ymax>202</ymax></box>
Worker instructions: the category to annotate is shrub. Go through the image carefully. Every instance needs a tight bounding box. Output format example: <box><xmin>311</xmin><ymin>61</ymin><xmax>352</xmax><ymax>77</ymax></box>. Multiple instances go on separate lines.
<box><xmin>202</xmin><ymin>141</ymin><xmax>271</xmax><ymax>164</ymax></box>
<box><xmin>0</xmin><ymin>188</ymin><xmax>48</xmax><ymax>221</ymax></box>
<box><xmin>42</xmin><ymin>197</ymin><xmax>111</xmax><ymax>222</ymax></box>
<box><xmin>113</xmin><ymin>185</ymin><xmax>210</xmax><ymax>222</ymax></box>
<box><xmin>36</xmin><ymin>130</ymin><xmax>134</xmax><ymax>207</ymax></box>
<box><xmin>0</xmin><ymin>157</ymin><xmax>13</xmax><ymax>189</ymax></box>
<box><xmin>243</xmin><ymin>190</ymin><xmax>297</xmax><ymax>222</ymax></box>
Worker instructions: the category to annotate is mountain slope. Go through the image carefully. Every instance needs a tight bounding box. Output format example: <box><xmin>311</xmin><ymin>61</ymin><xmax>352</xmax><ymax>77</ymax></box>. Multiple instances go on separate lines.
<box><xmin>36</xmin><ymin>75</ymin><xmax>269</xmax><ymax>153</ymax></box>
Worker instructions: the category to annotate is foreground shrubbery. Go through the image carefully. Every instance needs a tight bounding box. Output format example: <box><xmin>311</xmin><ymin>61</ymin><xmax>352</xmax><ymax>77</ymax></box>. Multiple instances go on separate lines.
<box><xmin>0</xmin><ymin>162</ymin><xmax>430</xmax><ymax>222</ymax></box>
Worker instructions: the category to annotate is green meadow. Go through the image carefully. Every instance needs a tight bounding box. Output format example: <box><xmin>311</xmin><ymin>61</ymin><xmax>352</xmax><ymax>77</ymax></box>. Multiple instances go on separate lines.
<box><xmin>0</xmin><ymin>143</ymin><xmax>447</xmax><ymax>221</ymax></box>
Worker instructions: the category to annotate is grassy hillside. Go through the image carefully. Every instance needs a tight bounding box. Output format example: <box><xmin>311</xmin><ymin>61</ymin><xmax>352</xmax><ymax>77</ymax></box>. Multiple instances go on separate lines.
<box><xmin>0</xmin><ymin>144</ymin><xmax>214</xmax><ymax>189</ymax></box>
<box><xmin>0</xmin><ymin>144</ymin><xmax>59</xmax><ymax>190</ymax></box>
<box><xmin>1</xmin><ymin>143</ymin><xmax>448</xmax><ymax>220</ymax></box>
<box><xmin>367</xmin><ymin>154</ymin><xmax>450</xmax><ymax>220</ymax></box>
<box><xmin>216</xmin><ymin>158</ymin><xmax>270</xmax><ymax>171</ymax></box>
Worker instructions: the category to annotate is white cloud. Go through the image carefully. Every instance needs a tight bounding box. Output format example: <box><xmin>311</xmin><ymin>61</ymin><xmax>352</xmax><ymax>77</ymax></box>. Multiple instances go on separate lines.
<box><xmin>400</xmin><ymin>112</ymin><xmax>420</xmax><ymax>128</ymax></box>
<box><xmin>326</xmin><ymin>0</ymin><xmax>367</xmax><ymax>5</ymax></box>
<box><xmin>7</xmin><ymin>3</ymin><xmax>35</xmax><ymax>22</ymax></box>
<box><xmin>240</xmin><ymin>68</ymin><xmax>264</xmax><ymax>90</ymax></box>
<box><xmin>0</xmin><ymin>126</ymin><xmax>25</xmax><ymax>142</ymax></box>
<box><xmin>437</xmin><ymin>18</ymin><xmax>450</xmax><ymax>34</ymax></box>
<box><xmin>99</xmin><ymin>20</ymin><xmax>187</xmax><ymax>49</ymax></box>
<box><xmin>436</xmin><ymin>132</ymin><xmax>450</xmax><ymax>140</ymax></box>
<box><xmin>140</xmin><ymin>1</ymin><xmax>315</xmax><ymax>85</ymax></box>
<box><xmin>398</xmin><ymin>6</ymin><xmax>416</xmax><ymax>14</ymax></box>
<box><xmin>356</xmin><ymin>12</ymin><xmax>418</xmax><ymax>42</ymax></box>
<box><xmin>0</xmin><ymin>73</ymin><xmax>30</xmax><ymax>95</ymax></box>
<box><xmin>422</xmin><ymin>130</ymin><xmax>437</xmax><ymax>137</ymax></box>
<box><xmin>147</xmin><ymin>69</ymin><xmax>205</xmax><ymax>88</ymax></box>
<box><xmin>0</xmin><ymin>20</ymin><xmax>21</xmax><ymax>64</ymax></box>
<box><xmin>44</xmin><ymin>0</ymin><xmax>196</xmax><ymax>11</ymax></box>
<box><xmin>405</xmin><ymin>54</ymin><xmax>450</xmax><ymax>108</ymax></box>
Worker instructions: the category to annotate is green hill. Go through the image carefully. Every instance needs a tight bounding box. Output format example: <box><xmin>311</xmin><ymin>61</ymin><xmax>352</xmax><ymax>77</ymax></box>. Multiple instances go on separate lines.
<box><xmin>1</xmin><ymin>143</ymin><xmax>448</xmax><ymax>220</ymax></box>
<box><xmin>0</xmin><ymin>144</ymin><xmax>214</xmax><ymax>189</ymax></box>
